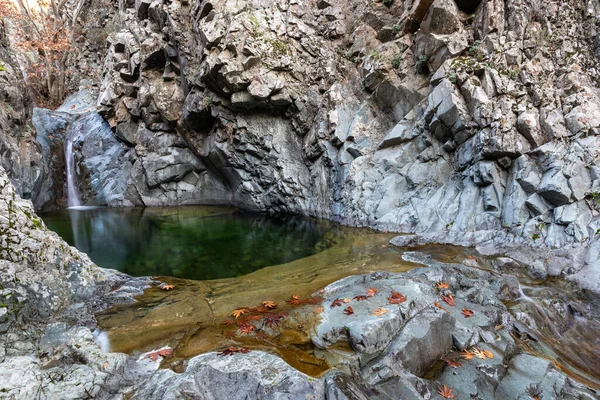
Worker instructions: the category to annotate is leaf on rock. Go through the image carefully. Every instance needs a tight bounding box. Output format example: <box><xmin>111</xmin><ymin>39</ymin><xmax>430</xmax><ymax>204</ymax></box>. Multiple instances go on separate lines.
<box><xmin>263</xmin><ymin>313</ymin><xmax>284</xmax><ymax>328</ymax></box>
<box><xmin>434</xmin><ymin>301</ymin><xmax>448</xmax><ymax>312</ymax></box>
<box><xmin>160</xmin><ymin>284</ymin><xmax>174</xmax><ymax>291</ymax></box>
<box><xmin>314</xmin><ymin>306</ymin><xmax>323</xmax><ymax>313</ymax></box>
<box><xmin>287</xmin><ymin>295</ymin><xmax>301</xmax><ymax>305</ymax></box>
<box><xmin>344</xmin><ymin>306</ymin><xmax>354</xmax><ymax>315</ymax></box>
<box><xmin>441</xmin><ymin>294</ymin><xmax>455</xmax><ymax>306</ymax></box>
<box><xmin>343</xmin><ymin>298</ymin><xmax>351</xmax><ymax>303</ymax></box>
<box><xmin>460</xmin><ymin>350</ymin><xmax>474</xmax><ymax>360</ymax></box>
<box><xmin>461</xmin><ymin>308</ymin><xmax>474</xmax><ymax>318</ymax></box>
<box><xmin>373</xmin><ymin>307</ymin><xmax>388</xmax><ymax>317</ymax></box>
<box><xmin>144</xmin><ymin>348</ymin><xmax>173</xmax><ymax>362</ymax></box>
<box><xmin>444</xmin><ymin>358</ymin><xmax>462</xmax><ymax>368</ymax></box>
<box><xmin>262</xmin><ymin>300</ymin><xmax>277</xmax><ymax>309</ymax></box>
<box><xmin>331</xmin><ymin>298</ymin><xmax>344</xmax><ymax>308</ymax></box>
<box><xmin>232</xmin><ymin>308</ymin><xmax>249</xmax><ymax>319</ymax></box>
<box><xmin>353</xmin><ymin>295</ymin><xmax>368</xmax><ymax>302</ymax></box>
<box><xmin>388</xmin><ymin>291</ymin><xmax>407</xmax><ymax>304</ymax></box>
<box><xmin>217</xmin><ymin>346</ymin><xmax>250</xmax><ymax>356</ymax></box>
<box><xmin>437</xmin><ymin>385</ymin><xmax>456</xmax><ymax>399</ymax></box>
<box><xmin>437</xmin><ymin>281</ymin><xmax>450</xmax><ymax>290</ymax></box>
<box><xmin>366</xmin><ymin>288</ymin><xmax>378</xmax><ymax>297</ymax></box>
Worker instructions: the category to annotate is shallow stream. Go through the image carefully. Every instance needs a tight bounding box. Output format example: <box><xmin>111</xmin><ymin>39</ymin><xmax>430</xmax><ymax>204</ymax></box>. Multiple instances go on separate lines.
<box><xmin>41</xmin><ymin>206</ymin><xmax>600</xmax><ymax>388</ymax></box>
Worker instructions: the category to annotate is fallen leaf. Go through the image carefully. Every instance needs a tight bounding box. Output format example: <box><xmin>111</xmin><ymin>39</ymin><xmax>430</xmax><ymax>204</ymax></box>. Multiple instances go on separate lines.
<box><xmin>331</xmin><ymin>298</ymin><xmax>344</xmax><ymax>308</ymax></box>
<box><xmin>287</xmin><ymin>295</ymin><xmax>301</xmax><ymax>305</ymax></box>
<box><xmin>437</xmin><ymin>281</ymin><xmax>450</xmax><ymax>289</ymax></box>
<box><xmin>160</xmin><ymin>284</ymin><xmax>174</xmax><ymax>290</ymax></box>
<box><xmin>462</xmin><ymin>308</ymin><xmax>474</xmax><ymax>318</ymax></box>
<box><xmin>444</xmin><ymin>359</ymin><xmax>462</xmax><ymax>368</ymax></box>
<box><xmin>144</xmin><ymin>348</ymin><xmax>173</xmax><ymax>362</ymax></box>
<box><xmin>353</xmin><ymin>295</ymin><xmax>368</xmax><ymax>302</ymax></box>
<box><xmin>238</xmin><ymin>323</ymin><xmax>256</xmax><ymax>334</ymax></box>
<box><xmin>232</xmin><ymin>308</ymin><xmax>249</xmax><ymax>319</ymax></box>
<box><xmin>103</xmin><ymin>361</ymin><xmax>109</xmax><ymax>369</ymax></box>
<box><xmin>70</xmin><ymin>104</ymin><xmax>76</xmax><ymax>109</ymax></box>
<box><xmin>473</xmin><ymin>349</ymin><xmax>488</xmax><ymax>359</ymax></box>
<box><xmin>263</xmin><ymin>313</ymin><xmax>284</xmax><ymax>328</ymax></box>
<box><xmin>434</xmin><ymin>301</ymin><xmax>448</xmax><ymax>312</ymax></box>
<box><xmin>344</xmin><ymin>306</ymin><xmax>354</xmax><ymax>315</ymax></box>
<box><xmin>460</xmin><ymin>350</ymin><xmax>474</xmax><ymax>360</ymax></box>
<box><xmin>217</xmin><ymin>346</ymin><xmax>250</xmax><ymax>356</ymax></box>
<box><xmin>262</xmin><ymin>300</ymin><xmax>277</xmax><ymax>309</ymax></box>
<box><xmin>437</xmin><ymin>385</ymin><xmax>456</xmax><ymax>399</ymax></box>
<box><xmin>441</xmin><ymin>294</ymin><xmax>455</xmax><ymax>306</ymax></box>
<box><xmin>220</xmin><ymin>319</ymin><xmax>236</xmax><ymax>325</ymax></box>
<box><xmin>482</xmin><ymin>349</ymin><xmax>494</xmax><ymax>359</ymax></box>
<box><xmin>314</xmin><ymin>307</ymin><xmax>323</xmax><ymax>313</ymax></box>
<box><xmin>343</xmin><ymin>298</ymin><xmax>351</xmax><ymax>303</ymax></box>
<box><xmin>373</xmin><ymin>307</ymin><xmax>388</xmax><ymax>317</ymax></box>
<box><xmin>388</xmin><ymin>291</ymin><xmax>407</xmax><ymax>304</ymax></box>
<box><xmin>242</xmin><ymin>315</ymin><xmax>263</xmax><ymax>322</ymax></box>
<box><xmin>366</xmin><ymin>288</ymin><xmax>378</xmax><ymax>297</ymax></box>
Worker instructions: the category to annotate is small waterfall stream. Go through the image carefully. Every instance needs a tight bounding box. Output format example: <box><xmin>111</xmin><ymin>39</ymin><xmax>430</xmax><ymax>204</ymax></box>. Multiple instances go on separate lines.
<box><xmin>65</xmin><ymin>131</ymin><xmax>81</xmax><ymax>208</ymax></box>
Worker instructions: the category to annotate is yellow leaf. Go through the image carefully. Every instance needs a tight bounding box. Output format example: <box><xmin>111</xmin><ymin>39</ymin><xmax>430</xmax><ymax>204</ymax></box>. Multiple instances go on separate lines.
<box><xmin>232</xmin><ymin>308</ymin><xmax>249</xmax><ymax>319</ymax></box>
<box><xmin>262</xmin><ymin>300</ymin><xmax>277</xmax><ymax>309</ymax></box>
<box><xmin>373</xmin><ymin>307</ymin><xmax>388</xmax><ymax>317</ymax></box>
<box><xmin>343</xmin><ymin>298</ymin><xmax>351</xmax><ymax>303</ymax></box>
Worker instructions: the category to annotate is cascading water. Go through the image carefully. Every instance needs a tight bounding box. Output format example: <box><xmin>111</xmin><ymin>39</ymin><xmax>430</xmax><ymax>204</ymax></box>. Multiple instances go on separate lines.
<box><xmin>65</xmin><ymin>131</ymin><xmax>81</xmax><ymax>208</ymax></box>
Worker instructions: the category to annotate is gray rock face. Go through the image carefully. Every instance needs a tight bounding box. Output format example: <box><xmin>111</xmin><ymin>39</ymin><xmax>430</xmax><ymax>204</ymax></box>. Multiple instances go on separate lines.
<box><xmin>136</xmin><ymin>351</ymin><xmax>326</xmax><ymax>400</ymax></box>
<box><xmin>0</xmin><ymin>37</ymin><xmax>44</xmax><ymax>205</ymax></box>
<box><xmin>22</xmin><ymin>0</ymin><xmax>598</xmax><ymax>264</ymax></box>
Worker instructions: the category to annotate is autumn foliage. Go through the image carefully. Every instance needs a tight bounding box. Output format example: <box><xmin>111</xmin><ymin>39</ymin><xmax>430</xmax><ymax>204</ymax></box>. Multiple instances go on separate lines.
<box><xmin>0</xmin><ymin>0</ymin><xmax>82</xmax><ymax>105</ymax></box>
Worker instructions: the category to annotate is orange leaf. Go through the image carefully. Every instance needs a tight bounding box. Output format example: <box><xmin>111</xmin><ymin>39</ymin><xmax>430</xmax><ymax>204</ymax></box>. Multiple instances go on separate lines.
<box><xmin>434</xmin><ymin>301</ymin><xmax>448</xmax><ymax>313</ymax></box>
<box><xmin>262</xmin><ymin>300</ymin><xmax>277</xmax><ymax>309</ymax></box>
<box><xmin>144</xmin><ymin>348</ymin><xmax>172</xmax><ymax>362</ymax></box>
<box><xmin>437</xmin><ymin>281</ymin><xmax>450</xmax><ymax>289</ymax></box>
<box><xmin>460</xmin><ymin>350</ymin><xmax>474</xmax><ymax>360</ymax></box>
<box><xmin>314</xmin><ymin>306</ymin><xmax>323</xmax><ymax>313</ymax></box>
<box><xmin>462</xmin><ymin>308</ymin><xmax>474</xmax><ymax>318</ymax></box>
<box><xmin>353</xmin><ymin>295</ymin><xmax>368</xmax><ymax>301</ymax></box>
<box><xmin>388</xmin><ymin>291</ymin><xmax>407</xmax><ymax>304</ymax></box>
<box><xmin>287</xmin><ymin>295</ymin><xmax>301</xmax><ymax>305</ymax></box>
<box><xmin>232</xmin><ymin>308</ymin><xmax>249</xmax><ymax>319</ymax></box>
<box><xmin>437</xmin><ymin>385</ymin><xmax>456</xmax><ymax>399</ymax></box>
<box><xmin>160</xmin><ymin>284</ymin><xmax>174</xmax><ymax>290</ymax></box>
<box><xmin>366</xmin><ymin>288</ymin><xmax>378</xmax><ymax>297</ymax></box>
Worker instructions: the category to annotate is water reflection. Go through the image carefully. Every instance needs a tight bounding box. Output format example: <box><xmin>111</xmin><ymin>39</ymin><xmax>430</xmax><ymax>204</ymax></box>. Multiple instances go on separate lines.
<box><xmin>41</xmin><ymin>206</ymin><xmax>336</xmax><ymax>280</ymax></box>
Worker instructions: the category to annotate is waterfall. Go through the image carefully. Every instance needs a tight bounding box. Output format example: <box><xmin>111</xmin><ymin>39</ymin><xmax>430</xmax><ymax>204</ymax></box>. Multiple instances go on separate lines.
<box><xmin>65</xmin><ymin>132</ymin><xmax>81</xmax><ymax>208</ymax></box>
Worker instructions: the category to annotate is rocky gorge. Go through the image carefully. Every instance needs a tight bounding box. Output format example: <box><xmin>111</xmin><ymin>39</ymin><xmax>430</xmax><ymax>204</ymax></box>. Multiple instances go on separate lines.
<box><xmin>1</xmin><ymin>0</ymin><xmax>600</xmax><ymax>398</ymax></box>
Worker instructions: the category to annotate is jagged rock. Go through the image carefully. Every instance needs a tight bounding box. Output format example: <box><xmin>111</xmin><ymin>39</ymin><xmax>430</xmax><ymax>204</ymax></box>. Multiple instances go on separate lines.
<box><xmin>135</xmin><ymin>351</ymin><xmax>325</xmax><ymax>400</ymax></box>
<box><xmin>538</xmin><ymin>169</ymin><xmax>573</xmax><ymax>206</ymax></box>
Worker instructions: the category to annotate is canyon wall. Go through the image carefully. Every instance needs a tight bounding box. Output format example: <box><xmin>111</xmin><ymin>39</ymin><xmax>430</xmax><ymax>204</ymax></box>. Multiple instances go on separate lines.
<box><xmin>11</xmin><ymin>0</ymin><xmax>600</xmax><ymax>253</ymax></box>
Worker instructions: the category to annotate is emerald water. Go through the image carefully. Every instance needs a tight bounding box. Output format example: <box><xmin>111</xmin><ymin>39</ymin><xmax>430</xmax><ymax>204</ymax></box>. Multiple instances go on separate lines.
<box><xmin>40</xmin><ymin>206</ymin><xmax>336</xmax><ymax>280</ymax></box>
